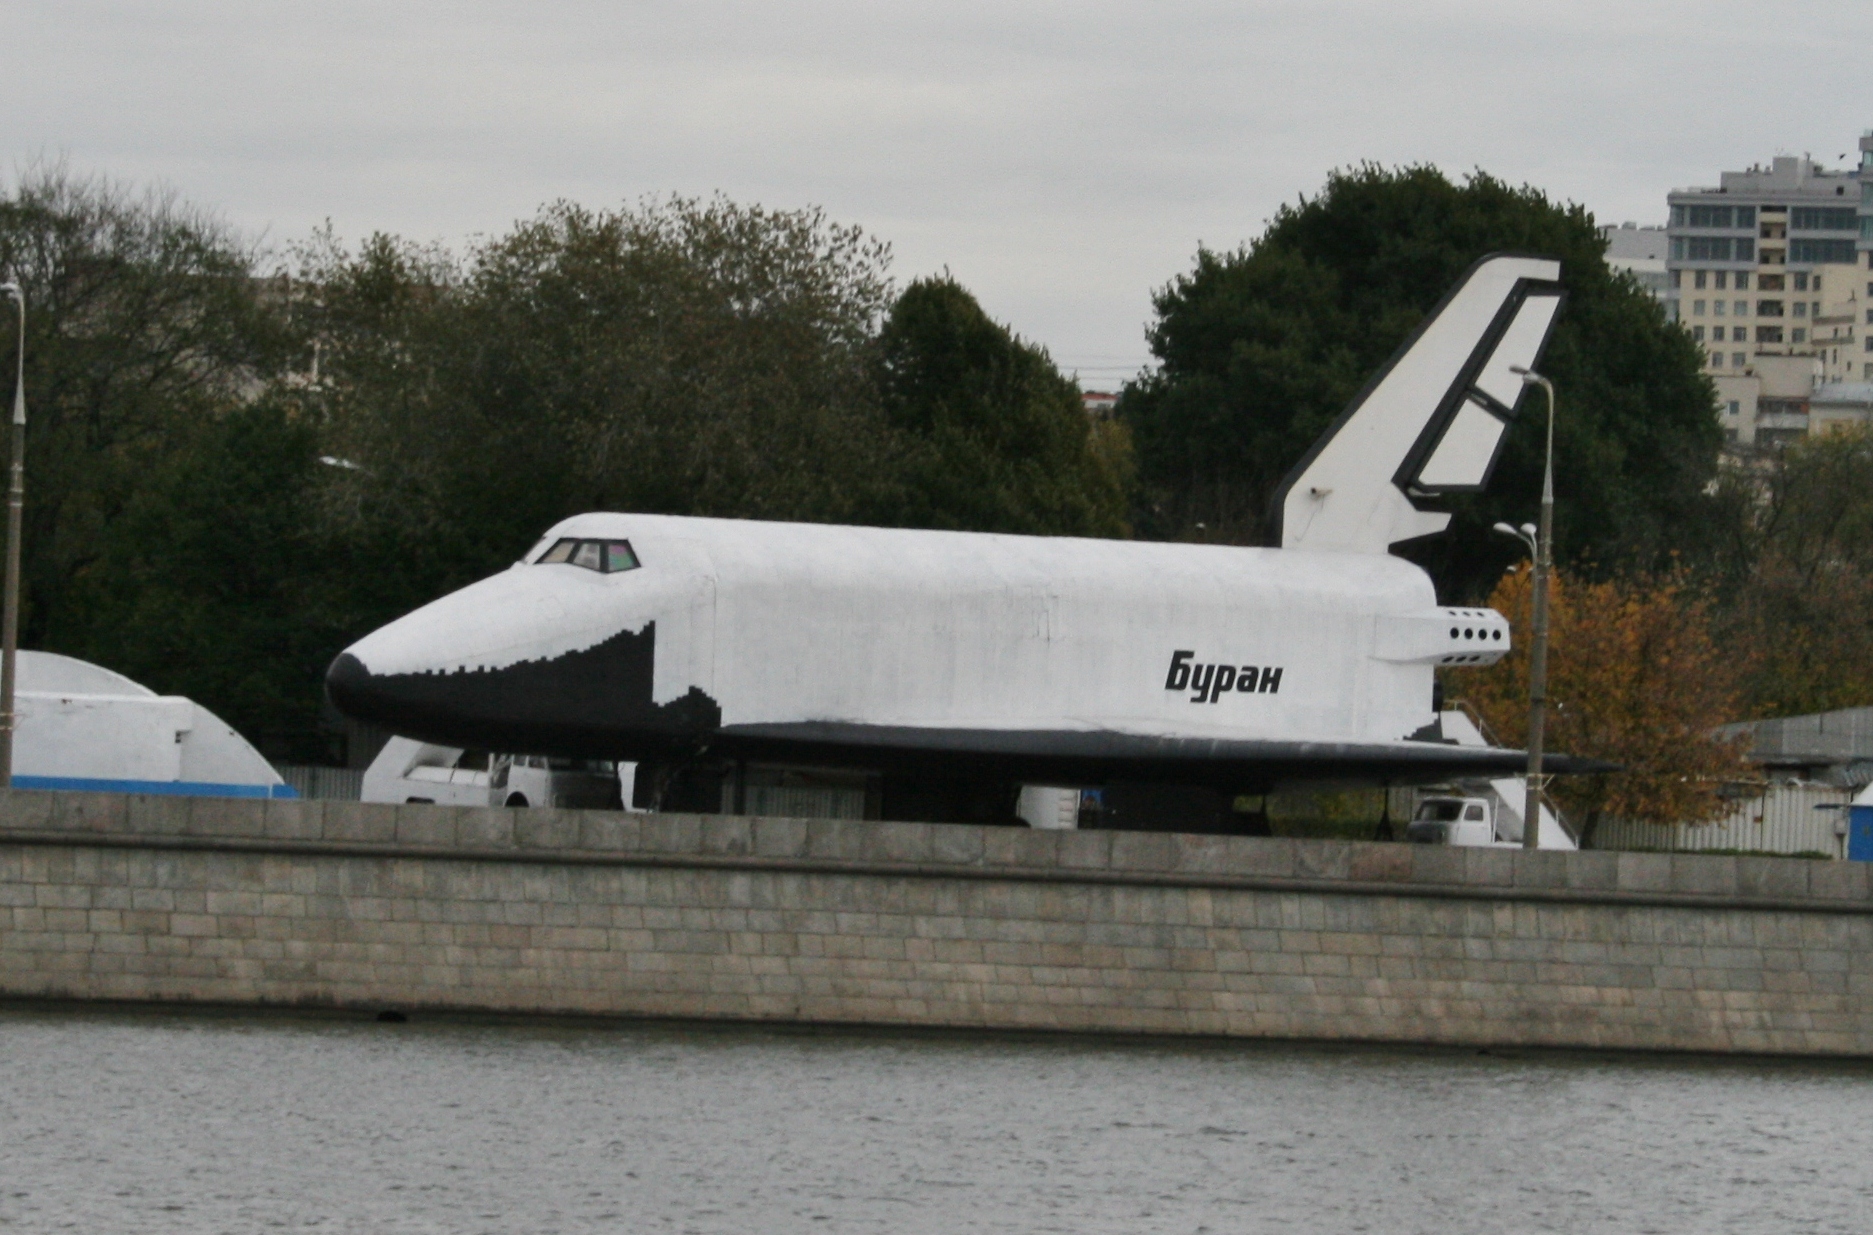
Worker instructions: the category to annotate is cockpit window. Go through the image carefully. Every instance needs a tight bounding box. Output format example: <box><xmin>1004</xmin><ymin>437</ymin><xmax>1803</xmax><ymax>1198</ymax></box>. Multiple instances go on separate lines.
<box><xmin>535</xmin><ymin>537</ymin><xmax>641</xmax><ymax>573</ymax></box>
<box><xmin>605</xmin><ymin>540</ymin><xmax>639</xmax><ymax>572</ymax></box>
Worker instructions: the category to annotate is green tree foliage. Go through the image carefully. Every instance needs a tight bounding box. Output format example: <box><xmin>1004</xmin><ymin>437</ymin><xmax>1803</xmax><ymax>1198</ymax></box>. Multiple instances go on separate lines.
<box><xmin>59</xmin><ymin>400</ymin><xmax>343</xmax><ymax>760</ymax></box>
<box><xmin>304</xmin><ymin>201</ymin><xmax>1130</xmax><ymax>634</ymax></box>
<box><xmin>0</xmin><ymin>166</ymin><xmax>289</xmax><ymax>650</ymax></box>
<box><xmin>876</xmin><ymin>277</ymin><xmax>1130</xmax><ymax>536</ymax></box>
<box><xmin>299</xmin><ymin>197</ymin><xmax>901</xmax><ymax>619</ymax></box>
<box><xmin>1706</xmin><ymin>426</ymin><xmax>1873</xmax><ymax>718</ymax></box>
<box><xmin>1122</xmin><ymin>165</ymin><xmax>1722</xmax><ymax>600</ymax></box>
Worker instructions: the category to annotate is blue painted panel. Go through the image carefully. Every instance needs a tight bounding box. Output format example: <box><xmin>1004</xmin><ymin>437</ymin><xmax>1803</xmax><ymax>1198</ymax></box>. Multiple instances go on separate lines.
<box><xmin>1849</xmin><ymin>805</ymin><xmax>1873</xmax><ymax>862</ymax></box>
<box><xmin>13</xmin><ymin>776</ymin><xmax>297</xmax><ymax>800</ymax></box>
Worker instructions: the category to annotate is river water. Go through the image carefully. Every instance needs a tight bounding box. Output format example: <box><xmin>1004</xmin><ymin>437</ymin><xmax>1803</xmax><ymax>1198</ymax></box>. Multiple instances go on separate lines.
<box><xmin>2</xmin><ymin>1007</ymin><xmax>1869</xmax><ymax>1234</ymax></box>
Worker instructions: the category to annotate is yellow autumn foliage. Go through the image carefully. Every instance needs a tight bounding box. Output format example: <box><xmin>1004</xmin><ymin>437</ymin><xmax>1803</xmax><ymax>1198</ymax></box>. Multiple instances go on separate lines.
<box><xmin>1459</xmin><ymin>567</ymin><xmax>1751</xmax><ymax>846</ymax></box>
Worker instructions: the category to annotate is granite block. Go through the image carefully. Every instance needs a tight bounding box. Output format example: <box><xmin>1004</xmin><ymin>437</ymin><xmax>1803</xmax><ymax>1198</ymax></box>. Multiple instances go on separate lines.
<box><xmin>930</xmin><ymin>824</ymin><xmax>986</xmax><ymax>867</ymax></box>
<box><xmin>1055</xmin><ymin>831</ymin><xmax>1111</xmax><ymax>871</ymax></box>
<box><xmin>982</xmin><ymin>828</ymin><xmax>1060</xmax><ymax>869</ymax></box>
<box><xmin>1107</xmin><ymin>831</ymin><xmax>1178</xmax><ymax>874</ymax></box>
<box><xmin>1347</xmin><ymin>843</ymin><xmax>1410</xmax><ymax>883</ymax></box>
<box><xmin>699</xmin><ymin>816</ymin><xmax>754</xmax><ymax>857</ymax></box>
<box><xmin>752</xmin><ymin>816</ymin><xmax>809</xmax><ymax>859</ymax></box>
<box><xmin>1219</xmin><ymin>837</ymin><xmax>1298</xmax><ymax>879</ymax></box>
<box><xmin>861</xmin><ymin>821</ymin><xmax>935</xmax><ymax>865</ymax></box>
<box><xmin>1291</xmin><ymin>839</ymin><xmax>1351</xmax><ymax>881</ymax></box>
<box><xmin>456</xmin><ymin>808</ymin><xmax>517</xmax><ymax>849</ymax></box>
<box><xmin>1808</xmin><ymin>861</ymin><xmax>1869</xmax><ymax>903</ymax></box>
<box><xmin>0</xmin><ymin>788</ymin><xmax>55</xmax><ymax>830</ymax></box>
<box><xmin>1670</xmin><ymin>853</ymin><xmax>1737</xmax><ymax>897</ymax></box>
<box><xmin>395</xmin><ymin>803</ymin><xmax>458</xmax><ymax>847</ymax></box>
<box><xmin>1511</xmin><ymin>850</ymin><xmax>1572</xmax><ymax>891</ymax></box>
<box><xmin>1407</xmin><ymin>845</ymin><xmax>1467</xmax><ymax>887</ymax></box>
<box><xmin>1615</xmin><ymin>852</ymin><xmax>1673</xmax><ymax>894</ymax></box>
<box><xmin>639</xmin><ymin>813</ymin><xmax>704</xmax><ymax>855</ymax></box>
<box><xmin>177</xmin><ymin>797</ymin><xmax>254</xmax><ymax>839</ymax></box>
<box><xmin>1733</xmin><ymin>856</ymin><xmax>1809</xmax><ymax>901</ymax></box>
<box><xmin>803</xmin><ymin>818</ymin><xmax>870</xmax><ymax>862</ymax></box>
<box><xmin>1563</xmin><ymin>851</ymin><xmax>1619</xmax><ymax>892</ymax></box>
<box><xmin>48</xmin><ymin>791</ymin><xmax>129</xmax><ymax>835</ymax></box>
<box><xmin>578</xmin><ymin>811</ymin><xmax>641</xmax><ymax>853</ymax></box>
<box><xmin>262</xmin><ymin>798</ymin><xmax>325</xmax><ymax>842</ymax></box>
<box><xmin>124</xmin><ymin>794</ymin><xmax>191</xmax><ymax>837</ymax></box>
<box><xmin>322</xmin><ymin>801</ymin><xmax>398</xmax><ymax>844</ymax></box>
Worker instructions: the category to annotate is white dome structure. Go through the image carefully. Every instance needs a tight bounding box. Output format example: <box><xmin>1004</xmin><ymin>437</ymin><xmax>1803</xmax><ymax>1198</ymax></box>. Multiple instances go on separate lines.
<box><xmin>15</xmin><ymin>651</ymin><xmax>292</xmax><ymax>798</ymax></box>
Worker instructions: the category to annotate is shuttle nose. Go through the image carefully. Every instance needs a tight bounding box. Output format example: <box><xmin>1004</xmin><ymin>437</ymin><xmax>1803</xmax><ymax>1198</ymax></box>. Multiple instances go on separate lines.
<box><xmin>324</xmin><ymin>650</ymin><xmax>400</xmax><ymax>732</ymax></box>
<box><xmin>322</xmin><ymin>566</ymin><xmax>720</xmax><ymax>757</ymax></box>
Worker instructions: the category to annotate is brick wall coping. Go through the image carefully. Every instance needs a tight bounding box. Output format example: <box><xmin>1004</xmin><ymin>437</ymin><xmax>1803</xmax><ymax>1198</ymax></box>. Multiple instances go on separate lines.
<box><xmin>5</xmin><ymin>790</ymin><xmax>1868</xmax><ymax>915</ymax></box>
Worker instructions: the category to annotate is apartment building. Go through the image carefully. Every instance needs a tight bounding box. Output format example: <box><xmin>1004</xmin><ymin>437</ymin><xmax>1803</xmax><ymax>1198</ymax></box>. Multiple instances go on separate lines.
<box><xmin>1665</xmin><ymin>139</ymin><xmax>1873</xmax><ymax>446</ymax></box>
<box><xmin>1601</xmin><ymin>223</ymin><xmax>1668</xmax><ymax>302</ymax></box>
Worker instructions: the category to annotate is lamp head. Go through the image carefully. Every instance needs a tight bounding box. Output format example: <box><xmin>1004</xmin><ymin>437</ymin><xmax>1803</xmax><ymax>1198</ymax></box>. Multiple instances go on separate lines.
<box><xmin>1520</xmin><ymin>523</ymin><xmax>1537</xmax><ymax>539</ymax></box>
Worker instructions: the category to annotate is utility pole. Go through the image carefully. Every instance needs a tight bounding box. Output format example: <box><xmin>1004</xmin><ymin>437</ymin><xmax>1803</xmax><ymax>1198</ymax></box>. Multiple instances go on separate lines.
<box><xmin>1512</xmin><ymin>366</ymin><xmax>1556</xmax><ymax>850</ymax></box>
<box><xmin>0</xmin><ymin>280</ymin><xmax>24</xmax><ymax>788</ymax></box>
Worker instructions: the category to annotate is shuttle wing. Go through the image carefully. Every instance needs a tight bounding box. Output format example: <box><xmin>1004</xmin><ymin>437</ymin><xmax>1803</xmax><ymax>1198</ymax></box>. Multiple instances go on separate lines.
<box><xmin>716</xmin><ymin>721</ymin><xmax>1606</xmax><ymax>793</ymax></box>
<box><xmin>1270</xmin><ymin>253</ymin><xmax>1565</xmax><ymax>555</ymax></box>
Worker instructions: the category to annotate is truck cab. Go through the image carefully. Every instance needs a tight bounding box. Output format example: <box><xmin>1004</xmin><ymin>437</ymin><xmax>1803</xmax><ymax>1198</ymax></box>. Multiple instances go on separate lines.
<box><xmin>1405</xmin><ymin>795</ymin><xmax>1517</xmax><ymax>847</ymax></box>
<box><xmin>363</xmin><ymin>737</ymin><xmax>626</xmax><ymax>809</ymax></box>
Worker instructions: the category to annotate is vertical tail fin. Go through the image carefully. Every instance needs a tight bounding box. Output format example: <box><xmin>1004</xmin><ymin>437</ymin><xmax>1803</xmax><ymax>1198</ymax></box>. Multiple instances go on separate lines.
<box><xmin>1271</xmin><ymin>253</ymin><xmax>1564</xmax><ymax>554</ymax></box>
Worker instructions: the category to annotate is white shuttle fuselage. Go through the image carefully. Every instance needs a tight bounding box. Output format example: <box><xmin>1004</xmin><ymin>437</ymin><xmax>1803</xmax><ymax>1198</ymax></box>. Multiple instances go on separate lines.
<box><xmin>328</xmin><ymin>254</ymin><xmax>1574</xmax><ymax>807</ymax></box>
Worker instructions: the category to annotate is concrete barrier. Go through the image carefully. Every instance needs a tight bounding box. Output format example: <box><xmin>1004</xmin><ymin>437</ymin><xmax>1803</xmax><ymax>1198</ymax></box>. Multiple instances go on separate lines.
<box><xmin>3</xmin><ymin>791</ymin><xmax>1870</xmax><ymax>1054</ymax></box>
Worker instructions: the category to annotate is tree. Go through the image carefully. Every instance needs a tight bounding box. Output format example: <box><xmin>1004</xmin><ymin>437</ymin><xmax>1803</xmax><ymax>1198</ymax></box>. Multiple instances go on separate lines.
<box><xmin>0</xmin><ymin>165</ymin><xmax>289</xmax><ymax>652</ymax></box>
<box><xmin>57</xmin><ymin>399</ymin><xmax>344</xmax><ymax>761</ymax></box>
<box><xmin>876</xmin><ymin>276</ymin><xmax>1131</xmax><ymax>537</ymax></box>
<box><xmin>1461</xmin><ymin>566</ymin><xmax>1750</xmax><ymax>847</ymax></box>
<box><xmin>1122</xmin><ymin>165</ymin><xmax>1723</xmax><ymax>601</ymax></box>
<box><xmin>297</xmin><ymin>196</ymin><xmax>903</xmax><ymax>626</ymax></box>
<box><xmin>1703</xmin><ymin>425</ymin><xmax>1873</xmax><ymax>718</ymax></box>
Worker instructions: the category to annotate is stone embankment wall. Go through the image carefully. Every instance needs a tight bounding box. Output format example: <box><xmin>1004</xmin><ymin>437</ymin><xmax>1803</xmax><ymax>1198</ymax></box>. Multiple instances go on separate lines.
<box><xmin>2</xmin><ymin>790</ymin><xmax>1871</xmax><ymax>1055</ymax></box>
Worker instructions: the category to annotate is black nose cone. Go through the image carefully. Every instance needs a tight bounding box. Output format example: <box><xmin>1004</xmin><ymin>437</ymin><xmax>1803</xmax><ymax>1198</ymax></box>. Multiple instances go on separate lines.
<box><xmin>325</xmin><ymin>652</ymin><xmax>383</xmax><ymax>724</ymax></box>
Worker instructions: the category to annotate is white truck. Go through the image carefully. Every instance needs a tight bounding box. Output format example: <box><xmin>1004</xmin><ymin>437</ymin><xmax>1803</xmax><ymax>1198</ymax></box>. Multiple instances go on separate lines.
<box><xmin>362</xmin><ymin>736</ymin><xmax>628</xmax><ymax>810</ymax></box>
<box><xmin>1403</xmin><ymin>785</ymin><xmax>1577</xmax><ymax>849</ymax></box>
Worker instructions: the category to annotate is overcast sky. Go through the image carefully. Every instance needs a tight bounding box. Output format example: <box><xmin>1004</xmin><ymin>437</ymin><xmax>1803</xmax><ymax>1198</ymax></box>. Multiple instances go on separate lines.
<box><xmin>7</xmin><ymin>1</ymin><xmax>1872</xmax><ymax>386</ymax></box>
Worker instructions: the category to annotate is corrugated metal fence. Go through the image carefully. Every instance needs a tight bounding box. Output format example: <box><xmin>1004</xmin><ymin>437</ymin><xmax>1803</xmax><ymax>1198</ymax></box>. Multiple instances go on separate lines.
<box><xmin>1595</xmin><ymin>782</ymin><xmax>1850</xmax><ymax>857</ymax></box>
<box><xmin>275</xmin><ymin>766</ymin><xmax>366</xmax><ymax>802</ymax></box>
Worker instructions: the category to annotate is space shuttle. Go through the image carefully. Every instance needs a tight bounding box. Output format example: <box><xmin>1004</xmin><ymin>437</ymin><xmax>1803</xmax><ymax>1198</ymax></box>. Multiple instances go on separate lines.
<box><xmin>327</xmin><ymin>254</ymin><xmax>1574</xmax><ymax>822</ymax></box>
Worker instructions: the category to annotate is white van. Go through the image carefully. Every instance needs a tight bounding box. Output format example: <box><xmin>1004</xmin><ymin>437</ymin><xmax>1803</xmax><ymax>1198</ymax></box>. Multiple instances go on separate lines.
<box><xmin>362</xmin><ymin>737</ymin><xmax>625</xmax><ymax>809</ymax></box>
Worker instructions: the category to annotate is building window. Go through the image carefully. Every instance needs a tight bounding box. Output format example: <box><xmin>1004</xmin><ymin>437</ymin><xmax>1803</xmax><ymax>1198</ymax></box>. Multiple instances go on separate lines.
<box><xmin>1693</xmin><ymin>325</ymin><xmax>1706</xmax><ymax>341</ymax></box>
<box><xmin>1791</xmin><ymin>207</ymin><xmax>1858</xmax><ymax>231</ymax></box>
<box><xmin>1772</xmin><ymin>273</ymin><xmax>1792</xmax><ymax>291</ymax></box>
<box><xmin>1736</xmin><ymin>300</ymin><xmax>1749</xmax><ymax>316</ymax></box>
<box><xmin>1715</xmin><ymin>271</ymin><xmax>1728</xmax><ymax>290</ymax></box>
<box><xmin>1727</xmin><ymin>400</ymin><xmax>1740</xmax><ymax>416</ymax></box>
<box><xmin>1734</xmin><ymin>352</ymin><xmax>1747</xmax><ymax>367</ymax></box>
<box><xmin>1758</xmin><ymin>300</ymin><xmax>1784</xmax><ymax>317</ymax></box>
<box><xmin>1695</xmin><ymin>270</ymin><xmax>1708</xmax><ymax>290</ymax></box>
<box><xmin>1714</xmin><ymin>300</ymin><xmax>1726</xmax><ymax>316</ymax></box>
<box><xmin>1791</xmin><ymin>239</ymin><xmax>1857</xmax><ymax>264</ymax></box>
<box><xmin>1711</xmin><ymin>352</ymin><xmax>1723</xmax><ymax>367</ymax></box>
<box><xmin>1757</xmin><ymin>326</ymin><xmax>1784</xmax><ymax>343</ymax></box>
<box><xmin>1793</xmin><ymin>328</ymin><xmax>1807</xmax><ymax>343</ymax></box>
<box><xmin>1866</xmin><ymin>363</ymin><xmax>1873</xmax><ymax>380</ymax></box>
<box><xmin>1814</xmin><ymin>301</ymin><xmax>1822</xmax><ymax>317</ymax></box>
<box><xmin>1794</xmin><ymin>302</ymin><xmax>1808</xmax><ymax>317</ymax></box>
<box><xmin>1693</xmin><ymin>299</ymin><xmax>1706</xmax><ymax>315</ymax></box>
<box><xmin>1670</xmin><ymin>269</ymin><xmax>1682</xmax><ymax>289</ymax></box>
<box><xmin>1737</xmin><ymin>272</ymin><xmax>1751</xmax><ymax>290</ymax></box>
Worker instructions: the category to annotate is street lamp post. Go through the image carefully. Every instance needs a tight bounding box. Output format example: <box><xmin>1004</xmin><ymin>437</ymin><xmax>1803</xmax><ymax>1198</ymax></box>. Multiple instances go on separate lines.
<box><xmin>0</xmin><ymin>281</ymin><xmax>23</xmax><ymax>789</ymax></box>
<box><xmin>1507</xmin><ymin>365</ymin><xmax>1556</xmax><ymax>850</ymax></box>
